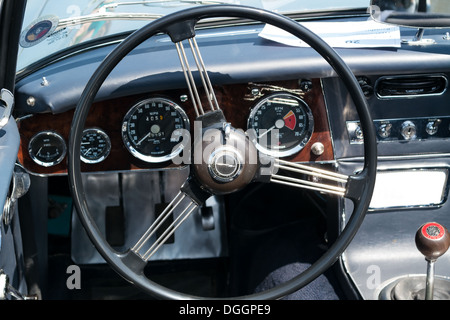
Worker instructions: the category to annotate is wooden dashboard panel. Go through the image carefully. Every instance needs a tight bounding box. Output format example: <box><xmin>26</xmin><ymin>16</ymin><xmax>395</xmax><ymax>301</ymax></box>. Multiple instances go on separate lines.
<box><xmin>17</xmin><ymin>79</ymin><xmax>334</xmax><ymax>175</ymax></box>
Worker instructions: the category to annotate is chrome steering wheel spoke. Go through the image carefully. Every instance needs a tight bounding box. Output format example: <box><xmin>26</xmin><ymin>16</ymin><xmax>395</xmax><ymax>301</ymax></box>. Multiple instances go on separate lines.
<box><xmin>131</xmin><ymin>190</ymin><xmax>200</xmax><ymax>262</ymax></box>
<box><xmin>266</xmin><ymin>159</ymin><xmax>372</xmax><ymax>204</ymax></box>
<box><xmin>270</xmin><ymin>159</ymin><xmax>348</xmax><ymax>197</ymax></box>
<box><xmin>174</xmin><ymin>35</ymin><xmax>220</xmax><ymax>117</ymax></box>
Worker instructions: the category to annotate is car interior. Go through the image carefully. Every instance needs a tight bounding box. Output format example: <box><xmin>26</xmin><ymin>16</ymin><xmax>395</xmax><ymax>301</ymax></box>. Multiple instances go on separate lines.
<box><xmin>1</xmin><ymin>0</ymin><xmax>450</xmax><ymax>301</ymax></box>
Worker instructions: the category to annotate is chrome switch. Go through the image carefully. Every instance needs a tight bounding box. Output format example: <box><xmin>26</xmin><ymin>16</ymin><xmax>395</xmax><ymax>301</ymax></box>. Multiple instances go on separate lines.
<box><xmin>426</xmin><ymin>119</ymin><xmax>441</xmax><ymax>136</ymax></box>
<box><xmin>401</xmin><ymin>121</ymin><xmax>417</xmax><ymax>140</ymax></box>
<box><xmin>378</xmin><ymin>123</ymin><xmax>392</xmax><ymax>139</ymax></box>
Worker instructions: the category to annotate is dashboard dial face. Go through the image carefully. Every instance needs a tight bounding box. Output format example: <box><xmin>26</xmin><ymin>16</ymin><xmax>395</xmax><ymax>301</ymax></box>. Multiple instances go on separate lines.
<box><xmin>122</xmin><ymin>97</ymin><xmax>189</xmax><ymax>163</ymax></box>
<box><xmin>80</xmin><ymin>128</ymin><xmax>111</xmax><ymax>164</ymax></box>
<box><xmin>28</xmin><ymin>131</ymin><xmax>66</xmax><ymax>167</ymax></box>
<box><xmin>247</xmin><ymin>93</ymin><xmax>314</xmax><ymax>157</ymax></box>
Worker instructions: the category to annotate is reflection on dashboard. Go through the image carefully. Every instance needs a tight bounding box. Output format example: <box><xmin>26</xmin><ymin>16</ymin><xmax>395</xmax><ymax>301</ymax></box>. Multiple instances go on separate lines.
<box><xmin>247</xmin><ymin>93</ymin><xmax>314</xmax><ymax>158</ymax></box>
<box><xmin>121</xmin><ymin>97</ymin><xmax>190</xmax><ymax>163</ymax></box>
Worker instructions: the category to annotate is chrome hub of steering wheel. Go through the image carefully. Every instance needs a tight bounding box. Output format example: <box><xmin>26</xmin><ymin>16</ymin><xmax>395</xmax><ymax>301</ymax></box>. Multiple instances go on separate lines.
<box><xmin>208</xmin><ymin>147</ymin><xmax>243</xmax><ymax>182</ymax></box>
<box><xmin>191</xmin><ymin>112</ymin><xmax>258</xmax><ymax>195</ymax></box>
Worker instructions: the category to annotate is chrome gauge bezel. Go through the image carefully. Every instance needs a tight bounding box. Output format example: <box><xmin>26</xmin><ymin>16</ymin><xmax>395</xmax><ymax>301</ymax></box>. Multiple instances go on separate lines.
<box><xmin>121</xmin><ymin>97</ymin><xmax>190</xmax><ymax>163</ymax></box>
<box><xmin>28</xmin><ymin>131</ymin><xmax>67</xmax><ymax>167</ymax></box>
<box><xmin>247</xmin><ymin>93</ymin><xmax>314</xmax><ymax>158</ymax></box>
<box><xmin>80</xmin><ymin>128</ymin><xmax>111</xmax><ymax>164</ymax></box>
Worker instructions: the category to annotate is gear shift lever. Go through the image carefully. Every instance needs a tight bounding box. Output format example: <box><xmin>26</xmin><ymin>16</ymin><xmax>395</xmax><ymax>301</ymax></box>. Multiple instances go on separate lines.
<box><xmin>415</xmin><ymin>222</ymin><xmax>450</xmax><ymax>300</ymax></box>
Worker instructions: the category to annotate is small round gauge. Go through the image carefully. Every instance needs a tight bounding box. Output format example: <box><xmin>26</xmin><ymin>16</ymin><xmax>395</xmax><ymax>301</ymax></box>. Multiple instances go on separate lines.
<box><xmin>80</xmin><ymin>128</ymin><xmax>111</xmax><ymax>164</ymax></box>
<box><xmin>122</xmin><ymin>97</ymin><xmax>190</xmax><ymax>163</ymax></box>
<box><xmin>247</xmin><ymin>93</ymin><xmax>314</xmax><ymax>157</ymax></box>
<box><xmin>28</xmin><ymin>131</ymin><xmax>66</xmax><ymax>167</ymax></box>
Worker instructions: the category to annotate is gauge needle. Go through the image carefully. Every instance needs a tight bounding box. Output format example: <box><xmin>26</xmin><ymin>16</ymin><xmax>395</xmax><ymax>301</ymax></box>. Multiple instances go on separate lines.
<box><xmin>258</xmin><ymin>119</ymin><xmax>285</xmax><ymax>138</ymax></box>
<box><xmin>136</xmin><ymin>124</ymin><xmax>161</xmax><ymax>146</ymax></box>
<box><xmin>136</xmin><ymin>132</ymin><xmax>151</xmax><ymax>146</ymax></box>
<box><xmin>258</xmin><ymin>125</ymin><xmax>275</xmax><ymax>139</ymax></box>
<box><xmin>83</xmin><ymin>148</ymin><xmax>91</xmax><ymax>156</ymax></box>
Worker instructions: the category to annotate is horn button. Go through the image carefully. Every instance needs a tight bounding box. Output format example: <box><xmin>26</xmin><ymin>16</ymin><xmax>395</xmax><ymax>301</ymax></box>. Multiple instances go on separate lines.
<box><xmin>208</xmin><ymin>147</ymin><xmax>243</xmax><ymax>183</ymax></box>
<box><xmin>192</xmin><ymin>113</ymin><xmax>258</xmax><ymax>195</ymax></box>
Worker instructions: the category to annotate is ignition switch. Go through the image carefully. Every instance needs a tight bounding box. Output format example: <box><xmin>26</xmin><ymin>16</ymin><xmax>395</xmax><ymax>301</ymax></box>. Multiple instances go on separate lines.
<box><xmin>400</xmin><ymin>121</ymin><xmax>417</xmax><ymax>140</ymax></box>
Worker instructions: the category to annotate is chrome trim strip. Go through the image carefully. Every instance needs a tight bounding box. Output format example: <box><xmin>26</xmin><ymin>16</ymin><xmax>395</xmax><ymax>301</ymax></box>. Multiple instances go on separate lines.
<box><xmin>338</xmin><ymin>153</ymin><xmax>450</xmax><ymax>163</ymax></box>
<box><xmin>319</xmin><ymin>79</ymin><xmax>337</xmax><ymax>161</ymax></box>
<box><xmin>367</xmin><ymin>167</ymin><xmax>449</xmax><ymax>211</ymax></box>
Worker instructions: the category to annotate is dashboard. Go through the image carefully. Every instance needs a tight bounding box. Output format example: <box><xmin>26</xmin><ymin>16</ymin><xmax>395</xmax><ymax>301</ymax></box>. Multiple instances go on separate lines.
<box><xmin>17</xmin><ymin>79</ymin><xmax>334</xmax><ymax>175</ymax></box>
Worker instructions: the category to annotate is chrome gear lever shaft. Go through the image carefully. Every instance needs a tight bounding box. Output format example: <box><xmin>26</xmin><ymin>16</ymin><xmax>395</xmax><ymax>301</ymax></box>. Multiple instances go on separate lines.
<box><xmin>415</xmin><ymin>222</ymin><xmax>450</xmax><ymax>300</ymax></box>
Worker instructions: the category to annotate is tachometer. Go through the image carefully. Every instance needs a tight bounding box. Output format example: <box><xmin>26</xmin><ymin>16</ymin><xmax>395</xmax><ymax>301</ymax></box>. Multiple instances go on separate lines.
<box><xmin>247</xmin><ymin>93</ymin><xmax>314</xmax><ymax>157</ymax></box>
<box><xmin>80</xmin><ymin>128</ymin><xmax>111</xmax><ymax>164</ymax></box>
<box><xmin>122</xmin><ymin>97</ymin><xmax>189</xmax><ymax>163</ymax></box>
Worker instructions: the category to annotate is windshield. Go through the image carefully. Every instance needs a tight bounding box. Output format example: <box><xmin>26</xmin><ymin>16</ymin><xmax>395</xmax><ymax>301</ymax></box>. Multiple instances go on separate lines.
<box><xmin>17</xmin><ymin>0</ymin><xmax>369</xmax><ymax>71</ymax></box>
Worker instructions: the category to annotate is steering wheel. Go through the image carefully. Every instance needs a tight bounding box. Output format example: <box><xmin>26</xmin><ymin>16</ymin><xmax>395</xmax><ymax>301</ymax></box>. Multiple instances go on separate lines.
<box><xmin>68</xmin><ymin>5</ymin><xmax>377</xmax><ymax>300</ymax></box>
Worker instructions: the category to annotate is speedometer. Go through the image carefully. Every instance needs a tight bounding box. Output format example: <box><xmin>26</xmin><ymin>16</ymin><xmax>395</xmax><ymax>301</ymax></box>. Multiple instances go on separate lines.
<box><xmin>247</xmin><ymin>93</ymin><xmax>314</xmax><ymax>158</ymax></box>
<box><xmin>122</xmin><ymin>97</ymin><xmax>189</xmax><ymax>163</ymax></box>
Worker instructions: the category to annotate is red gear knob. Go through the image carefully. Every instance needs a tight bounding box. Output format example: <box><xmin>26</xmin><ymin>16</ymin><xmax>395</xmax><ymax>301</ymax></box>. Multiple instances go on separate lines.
<box><xmin>415</xmin><ymin>222</ymin><xmax>450</xmax><ymax>261</ymax></box>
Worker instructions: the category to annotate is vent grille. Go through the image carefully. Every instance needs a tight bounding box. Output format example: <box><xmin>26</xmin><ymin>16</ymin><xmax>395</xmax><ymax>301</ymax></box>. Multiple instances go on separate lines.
<box><xmin>375</xmin><ymin>75</ymin><xmax>447</xmax><ymax>98</ymax></box>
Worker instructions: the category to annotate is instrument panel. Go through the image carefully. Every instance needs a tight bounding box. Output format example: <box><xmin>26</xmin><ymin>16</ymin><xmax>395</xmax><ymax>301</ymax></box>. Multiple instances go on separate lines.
<box><xmin>17</xmin><ymin>80</ymin><xmax>333</xmax><ymax>175</ymax></box>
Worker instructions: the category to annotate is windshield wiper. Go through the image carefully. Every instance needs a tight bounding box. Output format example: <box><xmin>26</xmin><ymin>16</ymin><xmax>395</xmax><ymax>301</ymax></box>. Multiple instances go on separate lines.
<box><xmin>20</xmin><ymin>0</ymin><xmax>235</xmax><ymax>48</ymax></box>
<box><xmin>56</xmin><ymin>0</ymin><xmax>235</xmax><ymax>28</ymax></box>
<box><xmin>56</xmin><ymin>12</ymin><xmax>162</xmax><ymax>30</ymax></box>
<box><xmin>103</xmin><ymin>0</ymin><xmax>234</xmax><ymax>9</ymax></box>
